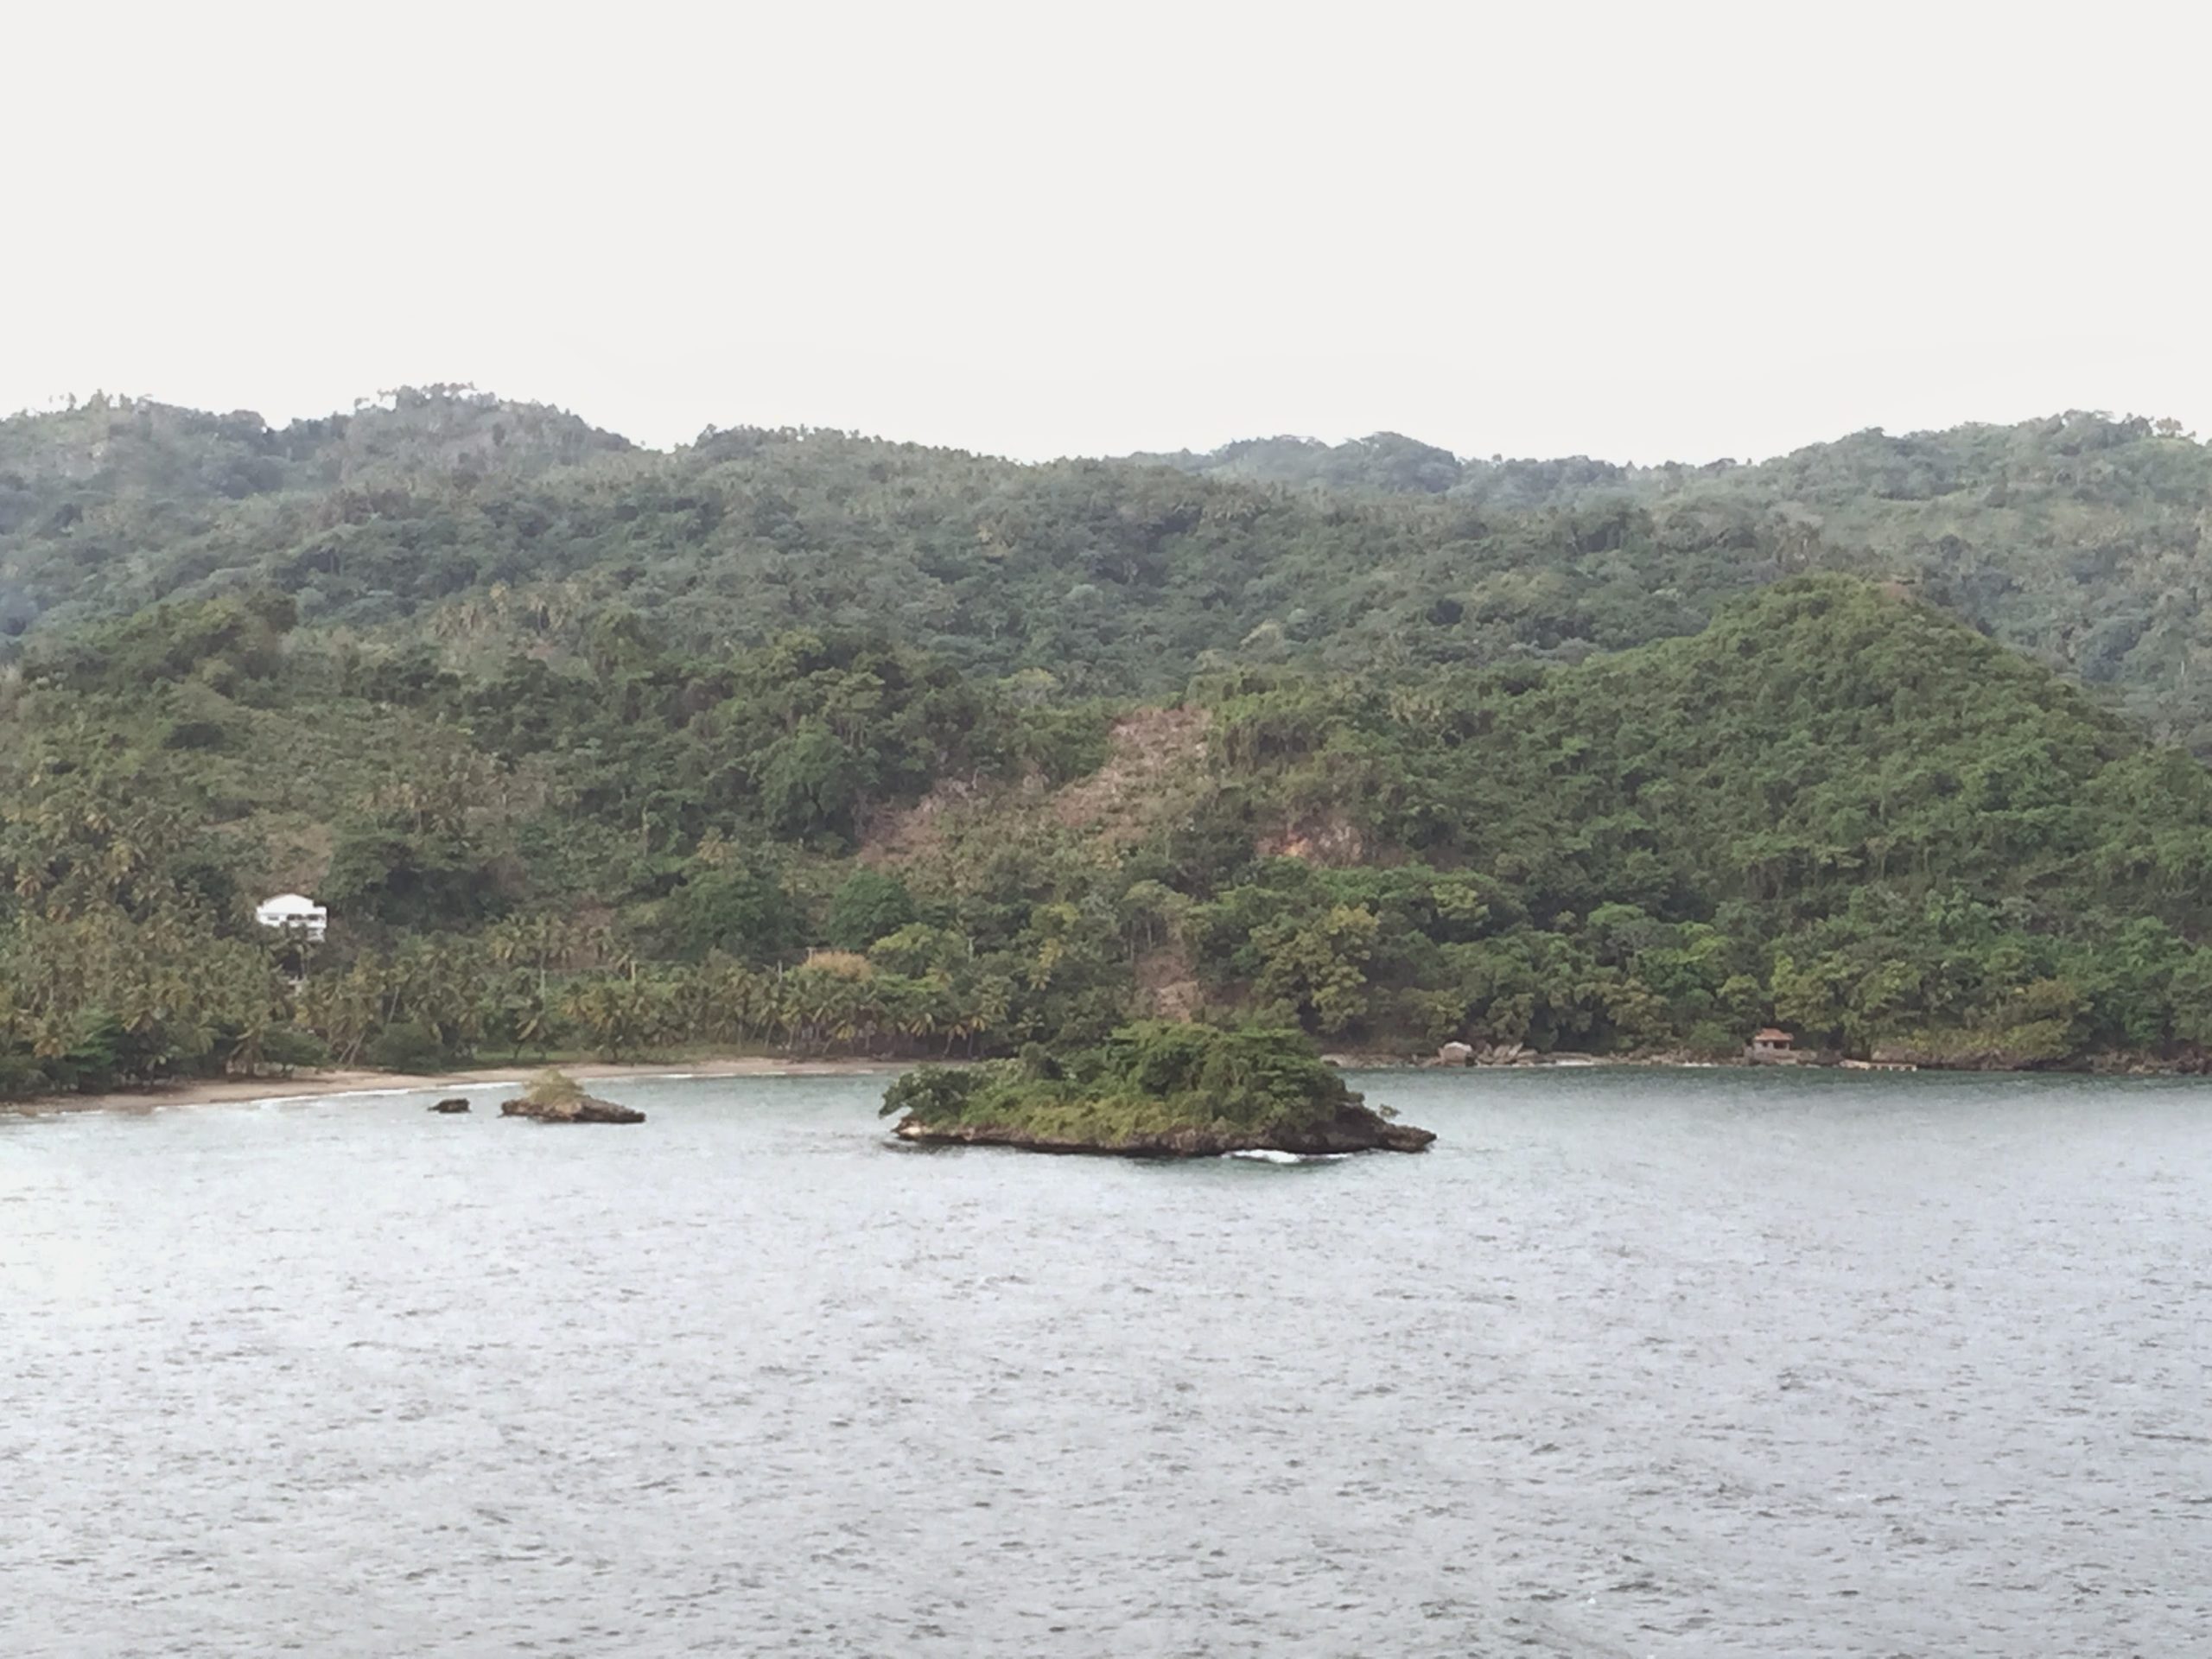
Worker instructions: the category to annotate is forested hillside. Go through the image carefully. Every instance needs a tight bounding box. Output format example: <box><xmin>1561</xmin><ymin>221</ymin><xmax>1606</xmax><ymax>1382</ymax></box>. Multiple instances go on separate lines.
<box><xmin>6</xmin><ymin>391</ymin><xmax>2212</xmax><ymax>743</ymax></box>
<box><xmin>7</xmin><ymin>563</ymin><xmax>2212</xmax><ymax>1095</ymax></box>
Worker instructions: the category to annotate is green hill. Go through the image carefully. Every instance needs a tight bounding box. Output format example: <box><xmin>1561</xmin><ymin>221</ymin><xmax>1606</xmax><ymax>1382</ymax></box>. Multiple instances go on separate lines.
<box><xmin>1183</xmin><ymin>576</ymin><xmax>2212</xmax><ymax>1058</ymax></box>
<box><xmin>7</xmin><ymin>391</ymin><xmax>2212</xmax><ymax>747</ymax></box>
<box><xmin>6</xmin><ymin>569</ymin><xmax>2212</xmax><ymax>1096</ymax></box>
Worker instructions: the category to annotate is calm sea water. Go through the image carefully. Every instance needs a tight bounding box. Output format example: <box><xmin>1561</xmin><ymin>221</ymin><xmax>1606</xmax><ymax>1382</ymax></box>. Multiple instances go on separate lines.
<box><xmin>4</xmin><ymin>1070</ymin><xmax>2210</xmax><ymax>1656</ymax></box>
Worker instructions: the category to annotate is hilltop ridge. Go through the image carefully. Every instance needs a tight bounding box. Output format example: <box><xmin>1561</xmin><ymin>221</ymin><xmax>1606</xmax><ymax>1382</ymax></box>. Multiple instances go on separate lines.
<box><xmin>4</xmin><ymin>390</ymin><xmax>2212</xmax><ymax>746</ymax></box>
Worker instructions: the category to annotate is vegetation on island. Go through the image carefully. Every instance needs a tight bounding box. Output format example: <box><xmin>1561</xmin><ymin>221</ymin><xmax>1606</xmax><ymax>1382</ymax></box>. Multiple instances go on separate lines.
<box><xmin>6</xmin><ymin>388</ymin><xmax>2212</xmax><ymax>1098</ymax></box>
<box><xmin>520</xmin><ymin>1069</ymin><xmax>587</xmax><ymax>1109</ymax></box>
<box><xmin>879</xmin><ymin>1023</ymin><xmax>1431</xmax><ymax>1155</ymax></box>
<box><xmin>498</xmin><ymin>1067</ymin><xmax>643</xmax><ymax>1124</ymax></box>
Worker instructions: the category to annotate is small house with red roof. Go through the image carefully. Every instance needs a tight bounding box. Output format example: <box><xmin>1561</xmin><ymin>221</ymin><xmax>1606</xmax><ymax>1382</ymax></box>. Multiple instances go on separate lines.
<box><xmin>1746</xmin><ymin>1027</ymin><xmax>1798</xmax><ymax>1064</ymax></box>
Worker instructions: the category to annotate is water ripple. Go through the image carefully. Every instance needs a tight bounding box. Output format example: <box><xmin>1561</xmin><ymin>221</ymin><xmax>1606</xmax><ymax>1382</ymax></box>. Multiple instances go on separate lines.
<box><xmin>3</xmin><ymin>1069</ymin><xmax>2210</xmax><ymax>1656</ymax></box>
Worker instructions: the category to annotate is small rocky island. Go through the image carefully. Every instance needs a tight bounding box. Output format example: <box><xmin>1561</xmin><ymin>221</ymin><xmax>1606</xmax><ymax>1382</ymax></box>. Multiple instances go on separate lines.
<box><xmin>881</xmin><ymin>1022</ymin><xmax>1433</xmax><ymax>1157</ymax></box>
<box><xmin>499</xmin><ymin>1071</ymin><xmax>645</xmax><ymax>1125</ymax></box>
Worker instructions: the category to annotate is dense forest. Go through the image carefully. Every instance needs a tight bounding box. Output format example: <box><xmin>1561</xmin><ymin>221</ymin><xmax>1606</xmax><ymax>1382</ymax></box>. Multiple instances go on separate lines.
<box><xmin>5</xmin><ymin>387</ymin><xmax>2212</xmax><ymax>1096</ymax></box>
<box><xmin>6</xmin><ymin>390</ymin><xmax>2212</xmax><ymax>741</ymax></box>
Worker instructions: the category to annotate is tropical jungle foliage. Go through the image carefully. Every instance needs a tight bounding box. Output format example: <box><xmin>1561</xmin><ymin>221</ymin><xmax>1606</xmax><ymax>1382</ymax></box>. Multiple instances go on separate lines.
<box><xmin>7</xmin><ymin>387</ymin><xmax>2212</xmax><ymax>1096</ymax></box>
<box><xmin>879</xmin><ymin>1021</ymin><xmax>1364</xmax><ymax>1144</ymax></box>
<box><xmin>7</xmin><ymin>391</ymin><xmax>2212</xmax><ymax>742</ymax></box>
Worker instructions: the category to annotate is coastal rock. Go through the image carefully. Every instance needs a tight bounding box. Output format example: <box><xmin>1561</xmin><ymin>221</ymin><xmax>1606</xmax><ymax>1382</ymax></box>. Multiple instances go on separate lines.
<box><xmin>893</xmin><ymin>1100</ymin><xmax>1433</xmax><ymax>1159</ymax></box>
<box><xmin>499</xmin><ymin>1091</ymin><xmax>645</xmax><ymax>1124</ymax></box>
<box><xmin>1428</xmin><ymin>1041</ymin><xmax>1474</xmax><ymax>1068</ymax></box>
<box><xmin>1870</xmin><ymin>1043</ymin><xmax>2053</xmax><ymax>1072</ymax></box>
<box><xmin>429</xmin><ymin>1097</ymin><xmax>472</xmax><ymax>1114</ymax></box>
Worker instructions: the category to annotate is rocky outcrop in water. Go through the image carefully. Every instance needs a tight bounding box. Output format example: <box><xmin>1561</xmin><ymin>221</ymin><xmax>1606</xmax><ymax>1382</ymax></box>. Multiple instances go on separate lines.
<box><xmin>881</xmin><ymin>1025</ymin><xmax>1433</xmax><ymax>1160</ymax></box>
<box><xmin>893</xmin><ymin>1099</ymin><xmax>1433</xmax><ymax>1158</ymax></box>
<box><xmin>429</xmin><ymin>1097</ymin><xmax>471</xmax><ymax>1114</ymax></box>
<box><xmin>499</xmin><ymin>1091</ymin><xmax>645</xmax><ymax>1124</ymax></box>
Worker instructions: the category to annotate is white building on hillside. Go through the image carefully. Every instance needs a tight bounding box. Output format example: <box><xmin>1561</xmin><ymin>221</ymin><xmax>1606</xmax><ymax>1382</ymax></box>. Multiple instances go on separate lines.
<box><xmin>255</xmin><ymin>893</ymin><xmax>328</xmax><ymax>943</ymax></box>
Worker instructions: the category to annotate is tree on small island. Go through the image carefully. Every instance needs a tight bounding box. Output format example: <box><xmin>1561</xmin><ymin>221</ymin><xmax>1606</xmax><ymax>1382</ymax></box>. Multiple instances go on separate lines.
<box><xmin>499</xmin><ymin>1068</ymin><xmax>645</xmax><ymax>1124</ymax></box>
<box><xmin>524</xmin><ymin>1068</ymin><xmax>588</xmax><ymax>1109</ymax></box>
<box><xmin>880</xmin><ymin>1021</ymin><xmax>1433</xmax><ymax>1157</ymax></box>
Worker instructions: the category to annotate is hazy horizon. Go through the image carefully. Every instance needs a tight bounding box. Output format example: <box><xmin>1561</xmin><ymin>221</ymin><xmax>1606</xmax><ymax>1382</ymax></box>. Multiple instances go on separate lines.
<box><xmin>12</xmin><ymin>2</ymin><xmax>2209</xmax><ymax>464</ymax></box>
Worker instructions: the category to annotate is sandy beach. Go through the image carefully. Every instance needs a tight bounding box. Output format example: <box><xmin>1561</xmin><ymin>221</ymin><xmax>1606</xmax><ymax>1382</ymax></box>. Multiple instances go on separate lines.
<box><xmin>1</xmin><ymin>1056</ymin><xmax>916</xmax><ymax>1116</ymax></box>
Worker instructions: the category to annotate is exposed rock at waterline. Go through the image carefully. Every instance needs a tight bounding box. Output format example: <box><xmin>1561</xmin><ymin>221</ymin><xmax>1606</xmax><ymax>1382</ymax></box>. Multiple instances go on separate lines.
<box><xmin>429</xmin><ymin>1097</ymin><xmax>471</xmax><ymax>1114</ymax></box>
<box><xmin>893</xmin><ymin>1100</ymin><xmax>1433</xmax><ymax>1158</ymax></box>
<box><xmin>499</xmin><ymin>1092</ymin><xmax>645</xmax><ymax>1124</ymax></box>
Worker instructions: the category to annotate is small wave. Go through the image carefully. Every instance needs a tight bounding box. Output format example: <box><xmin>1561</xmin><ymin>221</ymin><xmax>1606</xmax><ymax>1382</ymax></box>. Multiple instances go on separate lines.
<box><xmin>1222</xmin><ymin>1148</ymin><xmax>1348</xmax><ymax>1164</ymax></box>
<box><xmin>255</xmin><ymin>1082</ymin><xmax>526</xmax><ymax>1109</ymax></box>
<box><xmin>253</xmin><ymin>1087</ymin><xmax>428</xmax><ymax>1107</ymax></box>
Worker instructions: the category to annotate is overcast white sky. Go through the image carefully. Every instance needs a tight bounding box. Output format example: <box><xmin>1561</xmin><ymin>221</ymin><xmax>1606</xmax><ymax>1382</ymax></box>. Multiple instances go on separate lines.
<box><xmin>10</xmin><ymin>0</ymin><xmax>2208</xmax><ymax>461</ymax></box>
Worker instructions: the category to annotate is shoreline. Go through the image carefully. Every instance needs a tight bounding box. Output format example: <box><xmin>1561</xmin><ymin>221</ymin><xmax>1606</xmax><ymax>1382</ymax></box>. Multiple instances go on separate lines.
<box><xmin>0</xmin><ymin>1056</ymin><xmax>915</xmax><ymax>1118</ymax></box>
<box><xmin>1330</xmin><ymin>1051</ymin><xmax>2212</xmax><ymax>1077</ymax></box>
<box><xmin>12</xmin><ymin>1048</ymin><xmax>2203</xmax><ymax>1120</ymax></box>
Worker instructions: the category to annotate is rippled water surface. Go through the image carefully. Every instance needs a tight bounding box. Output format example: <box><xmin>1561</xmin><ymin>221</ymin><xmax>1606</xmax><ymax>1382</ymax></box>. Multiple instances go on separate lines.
<box><xmin>6</xmin><ymin>1070</ymin><xmax>2212</xmax><ymax>1656</ymax></box>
